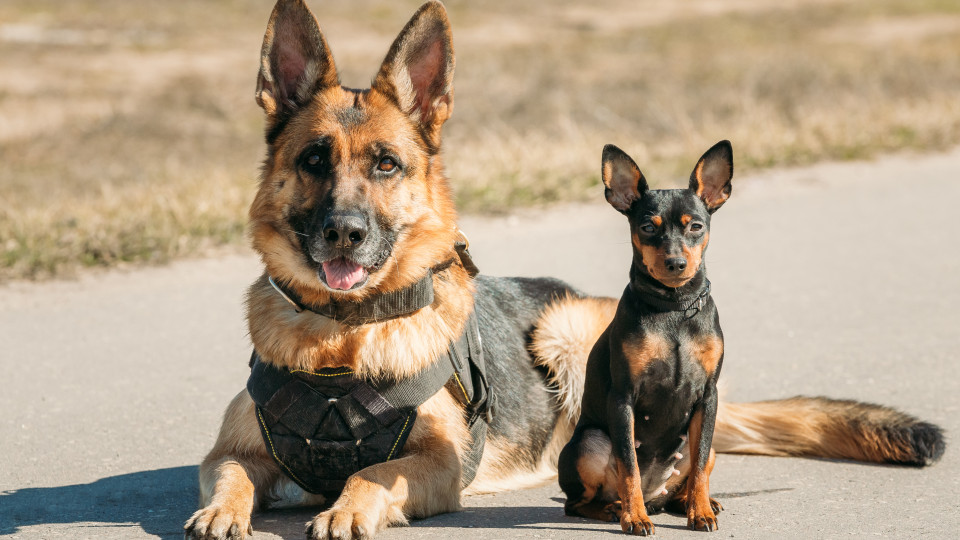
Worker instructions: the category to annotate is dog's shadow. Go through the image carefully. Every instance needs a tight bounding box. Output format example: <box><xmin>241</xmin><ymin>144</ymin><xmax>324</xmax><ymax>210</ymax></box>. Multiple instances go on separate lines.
<box><xmin>253</xmin><ymin>494</ymin><xmax>761</xmax><ymax>538</ymax></box>
<box><xmin>0</xmin><ymin>467</ymin><xmax>795</xmax><ymax>539</ymax></box>
<box><xmin>252</xmin><ymin>504</ymin><xmax>630</xmax><ymax>538</ymax></box>
<box><xmin>0</xmin><ymin>466</ymin><xmax>198</xmax><ymax>540</ymax></box>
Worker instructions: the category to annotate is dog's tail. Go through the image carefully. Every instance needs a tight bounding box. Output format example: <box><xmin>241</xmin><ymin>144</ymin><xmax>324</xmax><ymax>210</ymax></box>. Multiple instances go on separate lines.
<box><xmin>530</xmin><ymin>296</ymin><xmax>945</xmax><ymax>467</ymax></box>
<box><xmin>530</xmin><ymin>295</ymin><xmax>618</xmax><ymax>422</ymax></box>
<box><xmin>713</xmin><ymin>397</ymin><xmax>945</xmax><ymax>466</ymax></box>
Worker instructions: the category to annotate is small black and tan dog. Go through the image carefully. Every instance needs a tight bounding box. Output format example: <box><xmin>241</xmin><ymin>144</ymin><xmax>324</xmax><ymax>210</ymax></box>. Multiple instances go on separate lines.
<box><xmin>558</xmin><ymin>141</ymin><xmax>736</xmax><ymax>535</ymax></box>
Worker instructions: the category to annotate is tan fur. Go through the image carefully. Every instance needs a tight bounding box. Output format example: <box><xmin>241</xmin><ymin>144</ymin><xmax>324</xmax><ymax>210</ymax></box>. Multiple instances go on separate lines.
<box><xmin>684</xmin><ymin>408</ymin><xmax>718</xmax><ymax>531</ymax></box>
<box><xmin>530</xmin><ymin>295</ymin><xmax>618</xmax><ymax>422</ymax></box>
<box><xmin>602</xmin><ymin>160</ymin><xmax>641</xmax><ymax>212</ymax></box>
<box><xmin>680</xmin><ymin>231</ymin><xmax>709</xmax><ymax>280</ymax></box>
<box><xmin>466</xmin><ymin>437</ymin><xmax>546</xmax><ymax>495</ymax></box>
<box><xmin>692</xmin><ymin>158</ymin><xmax>732</xmax><ymax>210</ymax></box>
<box><xmin>634</xmin><ymin>231</ymin><xmax>708</xmax><ymax>288</ymax></box>
<box><xmin>685</xmin><ymin>333</ymin><xmax>723</xmax><ymax>376</ymax></box>
<box><xmin>307</xmin><ymin>389</ymin><xmax>468</xmax><ymax>536</ymax></box>
<box><xmin>247</xmin><ymin>84</ymin><xmax>461</xmax><ymax>309</ymax></box>
<box><xmin>615</xmin><ymin>455</ymin><xmax>655</xmax><ymax>534</ymax></box>
<box><xmin>466</xmin><ymin>407</ymin><xmax>579</xmax><ymax>495</ymax></box>
<box><xmin>623</xmin><ymin>334</ymin><xmax>671</xmax><ymax>379</ymax></box>
<box><xmin>573</xmin><ymin>430</ymin><xmax>618</xmax><ymax>504</ymax></box>
<box><xmin>662</xmin><ymin>448</ymin><xmax>722</xmax><ymax>519</ymax></box>
<box><xmin>713</xmin><ymin>397</ymin><xmax>927</xmax><ymax>464</ymax></box>
<box><xmin>246</xmin><ymin>264</ymin><xmax>474</xmax><ymax>379</ymax></box>
<box><xmin>185</xmin><ymin>391</ymin><xmax>279</xmax><ymax>538</ymax></box>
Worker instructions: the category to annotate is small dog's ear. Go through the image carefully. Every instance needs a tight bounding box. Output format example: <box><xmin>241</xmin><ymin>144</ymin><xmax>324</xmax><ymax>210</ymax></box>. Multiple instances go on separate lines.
<box><xmin>602</xmin><ymin>144</ymin><xmax>649</xmax><ymax>213</ymax></box>
<box><xmin>256</xmin><ymin>0</ymin><xmax>338</xmax><ymax>120</ymax></box>
<box><xmin>689</xmin><ymin>140</ymin><xmax>734</xmax><ymax>213</ymax></box>
<box><xmin>372</xmin><ymin>1</ymin><xmax>454</xmax><ymax>152</ymax></box>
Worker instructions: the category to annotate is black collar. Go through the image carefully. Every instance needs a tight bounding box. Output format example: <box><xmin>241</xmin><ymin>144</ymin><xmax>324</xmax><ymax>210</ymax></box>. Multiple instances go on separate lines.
<box><xmin>268</xmin><ymin>235</ymin><xmax>479</xmax><ymax>325</ymax></box>
<box><xmin>631</xmin><ymin>279</ymin><xmax>712</xmax><ymax>318</ymax></box>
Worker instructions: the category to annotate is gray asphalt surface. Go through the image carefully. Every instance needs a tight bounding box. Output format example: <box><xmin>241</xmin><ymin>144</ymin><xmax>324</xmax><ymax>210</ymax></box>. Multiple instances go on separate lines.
<box><xmin>2</xmin><ymin>150</ymin><xmax>958</xmax><ymax>539</ymax></box>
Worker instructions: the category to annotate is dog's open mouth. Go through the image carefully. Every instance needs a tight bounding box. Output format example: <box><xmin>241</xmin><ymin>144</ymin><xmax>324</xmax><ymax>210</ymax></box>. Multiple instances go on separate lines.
<box><xmin>321</xmin><ymin>257</ymin><xmax>370</xmax><ymax>291</ymax></box>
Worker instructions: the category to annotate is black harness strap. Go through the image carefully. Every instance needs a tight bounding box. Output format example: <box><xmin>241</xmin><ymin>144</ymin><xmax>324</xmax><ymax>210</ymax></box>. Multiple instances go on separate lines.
<box><xmin>247</xmin><ymin>310</ymin><xmax>490</xmax><ymax>494</ymax></box>
<box><xmin>447</xmin><ymin>311</ymin><xmax>490</xmax><ymax>483</ymax></box>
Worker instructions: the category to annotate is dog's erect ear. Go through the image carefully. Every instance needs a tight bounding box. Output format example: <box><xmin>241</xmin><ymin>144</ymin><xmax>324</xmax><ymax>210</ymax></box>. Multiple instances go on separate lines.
<box><xmin>602</xmin><ymin>144</ymin><xmax>649</xmax><ymax>213</ymax></box>
<box><xmin>372</xmin><ymin>1</ymin><xmax>454</xmax><ymax>151</ymax></box>
<box><xmin>689</xmin><ymin>140</ymin><xmax>734</xmax><ymax>213</ymax></box>
<box><xmin>256</xmin><ymin>0</ymin><xmax>338</xmax><ymax>119</ymax></box>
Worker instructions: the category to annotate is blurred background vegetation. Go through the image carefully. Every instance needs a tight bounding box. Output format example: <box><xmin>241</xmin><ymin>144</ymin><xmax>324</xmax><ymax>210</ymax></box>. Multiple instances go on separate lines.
<box><xmin>1</xmin><ymin>0</ymin><xmax>959</xmax><ymax>279</ymax></box>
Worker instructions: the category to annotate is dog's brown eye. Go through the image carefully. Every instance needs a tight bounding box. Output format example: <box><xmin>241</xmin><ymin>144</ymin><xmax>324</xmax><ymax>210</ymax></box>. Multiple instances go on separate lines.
<box><xmin>640</xmin><ymin>224</ymin><xmax>656</xmax><ymax>234</ymax></box>
<box><xmin>300</xmin><ymin>142</ymin><xmax>331</xmax><ymax>176</ymax></box>
<box><xmin>377</xmin><ymin>157</ymin><xmax>397</xmax><ymax>173</ymax></box>
<box><xmin>690</xmin><ymin>223</ymin><xmax>703</xmax><ymax>232</ymax></box>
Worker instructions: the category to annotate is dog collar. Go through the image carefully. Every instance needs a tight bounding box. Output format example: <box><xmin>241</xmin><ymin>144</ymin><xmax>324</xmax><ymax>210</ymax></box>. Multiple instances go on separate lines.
<box><xmin>268</xmin><ymin>232</ymin><xmax>479</xmax><ymax>325</ymax></box>
<box><xmin>632</xmin><ymin>279</ymin><xmax>712</xmax><ymax>318</ymax></box>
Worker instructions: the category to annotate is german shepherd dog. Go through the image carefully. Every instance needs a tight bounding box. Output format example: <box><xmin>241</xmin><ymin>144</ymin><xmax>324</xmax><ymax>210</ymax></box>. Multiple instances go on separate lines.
<box><xmin>185</xmin><ymin>2</ymin><xmax>944</xmax><ymax>539</ymax></box>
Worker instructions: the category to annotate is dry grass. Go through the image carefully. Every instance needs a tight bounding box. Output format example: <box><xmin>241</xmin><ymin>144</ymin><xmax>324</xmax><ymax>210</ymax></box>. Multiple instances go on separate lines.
<box><xmin>2</xmin><ymin>0</ymin><xmax>960</xmax><ymax>279</ymax></box>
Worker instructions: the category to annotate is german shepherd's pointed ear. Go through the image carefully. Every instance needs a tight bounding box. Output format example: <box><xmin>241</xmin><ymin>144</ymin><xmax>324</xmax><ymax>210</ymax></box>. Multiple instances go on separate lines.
<box><xmin>256</xmin><ymin>0</ymin><xmax>338</xmax><ymax>120</ymax></box>
<box><xmin>372</xmin><ymin>1</ymin><xmax>454</xmax><ymax>151</ymax></box>
<box><xmin>689</xmin><ymin>140</ymin><xmax>734</xmax><ymax>213</ymax></box>
<box><xmin>602</xmin><ymin>144</ymin><xmax>649</xmax><ymax>214</ymax></box>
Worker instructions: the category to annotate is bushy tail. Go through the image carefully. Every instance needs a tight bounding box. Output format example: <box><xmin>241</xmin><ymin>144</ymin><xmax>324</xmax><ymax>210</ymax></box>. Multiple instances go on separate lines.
<box><xmin>714</xmin><ymin>397</ymin><xmax>945</xmax><ymax>466</ymax></box>
<box><xmin>530</xmin><ymin>295</ymin><xmax>618</xmax><ymax>422</ymax></box>
<box><xmin>530</xmin><ymin>296</ymin><xmax>945</xmax><ymax>467</ymax></box>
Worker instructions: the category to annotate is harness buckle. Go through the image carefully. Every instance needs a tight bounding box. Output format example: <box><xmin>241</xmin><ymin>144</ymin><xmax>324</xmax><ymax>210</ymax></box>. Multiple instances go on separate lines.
<box><xmin>269</xmin><ymin>275</ymin><xmax>304</xmax><ymax>313</ymax></box>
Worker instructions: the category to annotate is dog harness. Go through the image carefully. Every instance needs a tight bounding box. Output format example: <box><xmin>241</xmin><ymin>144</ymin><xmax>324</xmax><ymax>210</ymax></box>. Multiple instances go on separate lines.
<box><xmin>247</xmin><ymin>310</ymin><xmax>491</xmax><ymax>495</ymax></box>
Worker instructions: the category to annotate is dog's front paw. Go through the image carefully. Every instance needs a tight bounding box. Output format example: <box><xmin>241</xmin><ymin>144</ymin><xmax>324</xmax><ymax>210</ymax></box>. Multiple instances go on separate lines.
<box><xmin>306</xmin><ymin>508</ymin><xmax>378</xmax><ymax>540</ymax></box>
<box><xmin>620</xmin><ymin>512</ymin><xmax>655</xmax><ymax>536</ymax></box>
<box><xmin>709</xmin><ymin>497</ymin><xmax>723</xmax><ymax>515</ymax></box>
<box><xmin>687</xmin><ymin>511</ymin><xmax>718</xmax><ymax>532</ymax></box>
<box><xmin>184</xmin><ymin>505</ymin><xmax>253</xmax><ymax>540</ymax></box>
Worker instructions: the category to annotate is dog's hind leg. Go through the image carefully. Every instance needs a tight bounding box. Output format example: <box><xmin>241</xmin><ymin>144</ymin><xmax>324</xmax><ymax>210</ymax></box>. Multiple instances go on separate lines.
<box><xmin>185</xmin><ymin>390</ymin><xmax>280</xmax><ymax>540</ymax></box>
<box><xmin>558</xmin><ymin>428</ymin><xmax>619</xmax><ymax>521</ymax></box>
<box><xmin>306</xmin><ymin>390</ymin><xmax>468</xmax><ymax>540</ymax></box>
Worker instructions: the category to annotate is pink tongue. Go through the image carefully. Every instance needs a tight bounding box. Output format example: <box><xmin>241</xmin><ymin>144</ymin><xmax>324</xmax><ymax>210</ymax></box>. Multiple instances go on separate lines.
<box><xmin>322</xmin><ymin>258</ymin><xmax>368</xmax><ymax>290</ymax></box>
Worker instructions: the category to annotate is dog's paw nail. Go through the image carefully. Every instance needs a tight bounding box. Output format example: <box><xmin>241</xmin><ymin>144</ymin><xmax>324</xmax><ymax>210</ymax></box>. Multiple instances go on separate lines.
<box><xmin>674</xmin><ymin>452</ymin><xmax>683</xmax><ymax>460</ymax></box>
<box><xmin>671</xmin><ymin>468</ymin><xmax>680</xmax><ymax>476</ymax></box>
<box><xmin>635</xmin><ymin>439</ymin><xmax>642</xmax><ymax>448</ymax></box>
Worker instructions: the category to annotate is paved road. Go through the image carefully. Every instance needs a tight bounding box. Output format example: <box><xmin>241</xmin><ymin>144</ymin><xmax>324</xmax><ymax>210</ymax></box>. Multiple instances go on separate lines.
<box><xmin>2</xmin><ymin>150</ymin><xmax>958</xmax><ymax>539</ymax></box>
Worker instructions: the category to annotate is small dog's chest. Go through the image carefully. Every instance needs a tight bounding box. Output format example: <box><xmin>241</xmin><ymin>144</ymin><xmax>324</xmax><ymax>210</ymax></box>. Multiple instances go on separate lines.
<box><xmin>631</xmin><ymin>358</ymin><xmax>703</xmax><ymax>444</ymax></box>
<box><xmin>626</xmin><ymin>327</ymin><xmax>722</xmax><ymax>458</ymax></box>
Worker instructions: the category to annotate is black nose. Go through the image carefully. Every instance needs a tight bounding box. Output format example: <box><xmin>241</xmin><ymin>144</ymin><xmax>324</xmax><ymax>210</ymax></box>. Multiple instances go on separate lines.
<box><xmin>322</xmin><ymin>213</ymin><xmax>367</xmax><ymax>248</ymax></box>
<box><xmin>664</xmin><ymin>257</ymin><xmax>687</xmax><ymax>273</ymax></box>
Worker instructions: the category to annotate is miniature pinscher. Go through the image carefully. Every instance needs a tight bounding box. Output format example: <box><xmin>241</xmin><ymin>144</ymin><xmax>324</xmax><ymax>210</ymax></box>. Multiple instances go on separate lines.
<box><xmin>558</xmin><ymin>141</ymin><xmax>734</xmax><ymax>535</ymax></box>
